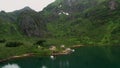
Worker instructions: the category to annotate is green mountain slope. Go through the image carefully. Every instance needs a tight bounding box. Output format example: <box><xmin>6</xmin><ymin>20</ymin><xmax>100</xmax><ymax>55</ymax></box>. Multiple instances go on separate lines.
<box><xmin>42</xmin><ymin>0</ymin><xmax>120</xmax><ymax>45</ymax></box>
<box><xmin>0</xmin><ymin>0</ymin><xmax>120</xmax><ymax>45</ymax></box>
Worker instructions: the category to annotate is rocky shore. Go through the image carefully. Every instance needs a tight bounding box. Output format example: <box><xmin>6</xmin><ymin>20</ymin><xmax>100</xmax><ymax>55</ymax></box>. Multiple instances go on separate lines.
<box><xmin>0</xmin><ymin>53</ymin><xmax>34</xmax><ymax>63</ymax></box>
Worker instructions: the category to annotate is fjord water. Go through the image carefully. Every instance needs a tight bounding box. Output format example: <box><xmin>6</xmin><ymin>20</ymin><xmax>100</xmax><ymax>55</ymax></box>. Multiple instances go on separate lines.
<box><xmin>0</xmin><ymin>46</ymin><xmax>120</xmax><ymax>68</ymax></box>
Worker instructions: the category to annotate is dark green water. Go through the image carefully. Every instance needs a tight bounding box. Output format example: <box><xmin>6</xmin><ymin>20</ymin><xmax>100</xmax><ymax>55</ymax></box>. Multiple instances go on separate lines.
<box><xmin>0</xmin><ymin>46</ymin><xmax>120</xmax><ymax>68</ymax></box>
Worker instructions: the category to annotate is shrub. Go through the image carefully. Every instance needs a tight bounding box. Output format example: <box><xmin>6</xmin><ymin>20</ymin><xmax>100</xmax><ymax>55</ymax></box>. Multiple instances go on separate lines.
<box><xmin>0</xmin><ymin>39</ymin><xmax>6</xmax><ymax>43</ymax></box>
<box><xmin>34</xmin><ymin>40</ymin><xmax>46</xmax><ymax>45</ymax></box>
<box><xmin>34</xmin><ymin>40</ymin><xmax>50</xmax><ymax>47</ymax></box>
<box><xmin>5</xmin><ymin>41</ymin><xmax>23</xmax><ymax>47</ymax></box>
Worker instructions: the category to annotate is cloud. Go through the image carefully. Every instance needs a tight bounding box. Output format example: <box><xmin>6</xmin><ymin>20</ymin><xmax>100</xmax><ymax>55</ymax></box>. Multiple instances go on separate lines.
<box><xmin>2</xmin><ymin>64</ymin><xmax>20</xmax><ymax>68</ymax></box>
<box><xmin>0</xmin><ymin>0</ymin><xmax>55</xmax><ymax>12</ymax></box>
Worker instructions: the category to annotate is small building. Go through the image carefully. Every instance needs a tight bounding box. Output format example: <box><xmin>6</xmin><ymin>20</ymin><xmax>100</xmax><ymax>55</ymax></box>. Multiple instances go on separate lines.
<box><xmin>61</xmin><ymin>45</ymin><xmax>65</xmax><ymax>48</ymax></box>
<box><xmin>49</xmin><ymin>46</ymin><xmax>56</xmax><ymax>51</ymax></box>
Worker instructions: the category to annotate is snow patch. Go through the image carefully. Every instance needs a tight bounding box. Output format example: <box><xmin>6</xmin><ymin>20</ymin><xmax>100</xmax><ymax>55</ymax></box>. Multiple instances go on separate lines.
<box><xmin>59</xmin><ymin>5</ymin><xmax>62</xmax><ymax>8</ymax></box>
<box><xmin>58</xmin><ymin>12</ymin><xmax>62</xmax><ymax>15</ymax></box>
<box><xmin>58</xmin><ymin>11</ymin><xmax>70</xmax><ymax>16</ymax></box>
<box><xmin>63</xmin><ymin>12</ymin><xmax>69</xmax><ymax>15</ymax></box>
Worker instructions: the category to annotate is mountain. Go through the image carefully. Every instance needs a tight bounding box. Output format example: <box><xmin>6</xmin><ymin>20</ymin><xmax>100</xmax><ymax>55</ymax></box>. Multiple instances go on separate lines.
<box><xmin>0</xmin><ymin>6</ymin><xmax>47</xmax><ymax>39</ymax></box>
<box><xmin>0</xmin><ymin>0</ymin><xmax>120</xmax><ymax>45</ymax></box>
<box><xmin>41</xmin><ymin>0</ymin><xmax>120</xmax><ymax>45</ymax></box>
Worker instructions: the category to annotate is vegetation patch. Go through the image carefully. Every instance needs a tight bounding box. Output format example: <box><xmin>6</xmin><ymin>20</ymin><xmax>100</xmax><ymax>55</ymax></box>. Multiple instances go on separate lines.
<box><xmin>0</xmin><ymin>39</ymin><xmax>6</xmax><ymax>43</ymax></box>
<box><xmin>5</xmin><ymin>41</ymin><xmax>23</xmax><ymax>47</ymax></box>
<box><xmin>34</xmin><ymin>40</ymin><xmax>50</xmax><ymax>47</ymax></box>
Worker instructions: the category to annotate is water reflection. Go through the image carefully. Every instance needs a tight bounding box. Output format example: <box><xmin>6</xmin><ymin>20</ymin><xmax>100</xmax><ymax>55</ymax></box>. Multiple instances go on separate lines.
<box><xmin>41</xmin><ymin>65</ymin><xmax>47</xmax><ymax>68</ymax></box>
<box><xmin>59</xmin><ymin>60</ymin><xmax>69</xmax><ymax>68</ymax></box>
<box><xmin>2</xmin><ymin>63</ymin><xmax>20</xmax><ymax>68</ymax></box>
<box><xmin>0</xmin><ymin>46</ymin><xmax>120</xmax><ymax>68</ymax></box>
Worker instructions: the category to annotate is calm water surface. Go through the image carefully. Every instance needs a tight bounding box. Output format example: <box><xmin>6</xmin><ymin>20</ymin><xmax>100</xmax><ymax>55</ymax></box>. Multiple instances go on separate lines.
<box><xmin>0</xmin><ymin>46</ymin><xmax>120</xmax><ymax>68</ymax></box>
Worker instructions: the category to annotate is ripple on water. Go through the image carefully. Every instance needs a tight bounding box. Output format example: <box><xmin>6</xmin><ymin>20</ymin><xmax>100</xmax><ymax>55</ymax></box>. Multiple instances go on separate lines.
<box><xmin>2</xmin><ymin>63</ymin><xmax>20</xmax><ymax>68</ymax></box>
<box><xmin>41</xmin><ymin>65</ymin><xmax>47</xmax><ymax>68</ymax></box>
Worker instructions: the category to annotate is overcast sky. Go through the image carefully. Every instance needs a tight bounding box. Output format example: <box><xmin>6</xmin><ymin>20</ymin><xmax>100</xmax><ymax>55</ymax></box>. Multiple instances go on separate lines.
<box><xmin>0</xmin><ymin>0</ymin><xmax>55</xmax><ymax>12</ymax></box>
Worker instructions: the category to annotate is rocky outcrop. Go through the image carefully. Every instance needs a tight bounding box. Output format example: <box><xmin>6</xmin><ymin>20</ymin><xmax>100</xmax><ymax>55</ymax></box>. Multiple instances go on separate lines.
<box><xmin>17</xmin><ymin>7</ymin><xmax>47</xmax><ymax>37</ymax></box>
<box><xmin>19</xmin><ymin>15</ymin><xmax>40</xmax><ymax>37</ymax></box>
<box><xmin>109</xmin><ymin>0</ymin><xmax>117</xmax><ymax>10</ymax></box>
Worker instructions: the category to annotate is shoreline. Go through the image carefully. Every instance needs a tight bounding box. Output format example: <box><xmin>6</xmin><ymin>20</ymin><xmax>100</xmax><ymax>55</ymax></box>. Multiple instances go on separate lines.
<box><xmin>0</xmin><ymin>53</ymin><xmax>34</xmax><ymax>63</ymax></box>
<box><xmin>0</xmin><ymin>45</ymin><xmax>84</xmax><ymax>63</ymax></box>
<box><xmin>70</xmin><ymin>45</ymin><xmax>84</xmax><ymax>48</ymax></box>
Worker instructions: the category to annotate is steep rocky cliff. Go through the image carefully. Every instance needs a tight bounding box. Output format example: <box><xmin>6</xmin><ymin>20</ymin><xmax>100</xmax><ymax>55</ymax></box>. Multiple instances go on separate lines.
<box><xmin>17</xmin><ymin>7</ymin><xmax>47</xmax><ymax>37</ymax></box>
<box><xmin>0</xmin><ymin>7</ymin><xmax>47</xmax><ymax>37</ymax></box>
